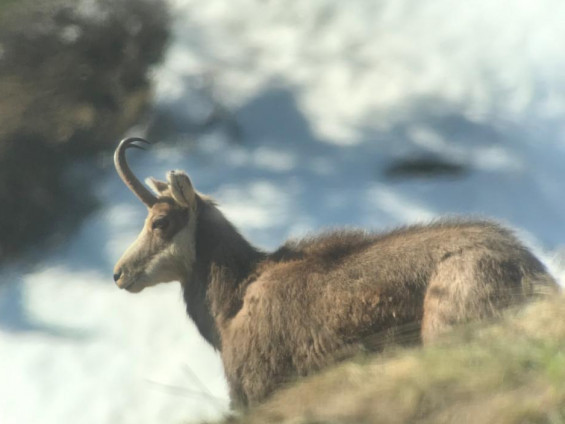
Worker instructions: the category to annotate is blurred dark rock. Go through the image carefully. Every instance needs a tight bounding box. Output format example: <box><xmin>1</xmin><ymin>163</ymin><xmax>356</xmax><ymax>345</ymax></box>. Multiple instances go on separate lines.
<box><xmin>0</xmin><ymin>0</ymin><xmax>169</xmax><ymax>261</ymax></box>
<box><xmin>384</xmin><ymin>156</ymin><xmax>468</xmax><ymax>180</ymax></box>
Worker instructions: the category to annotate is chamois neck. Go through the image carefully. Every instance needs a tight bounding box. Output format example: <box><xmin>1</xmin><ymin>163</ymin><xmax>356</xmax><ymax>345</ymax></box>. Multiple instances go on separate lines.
<box><xmin>183</xmin><ymin>196</ymin><xmax>264</xmax><ymax>350</ymax></box>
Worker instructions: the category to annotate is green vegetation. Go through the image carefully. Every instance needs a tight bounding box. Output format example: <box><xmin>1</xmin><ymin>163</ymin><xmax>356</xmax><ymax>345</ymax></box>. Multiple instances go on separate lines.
<box><xmin>0</xmin><ymin>0</ymin><xmax>18</xmax><ymax>14</ymax></box>
<box><xmin>0</xmin><ymin>0</ymin><xmax>169</xmax><ymax>261</ymax></box>
<box><xmin>225</xmin><ymin>297</ymin><xmax>565</xmax><ymax>424</ymax></box>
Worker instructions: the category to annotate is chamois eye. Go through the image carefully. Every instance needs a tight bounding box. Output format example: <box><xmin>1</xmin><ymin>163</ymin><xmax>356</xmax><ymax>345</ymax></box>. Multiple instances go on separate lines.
<box><xmin>152</xmin><ymin>217</ymin><xmax>169</xmax><ymax>231</ymax></box>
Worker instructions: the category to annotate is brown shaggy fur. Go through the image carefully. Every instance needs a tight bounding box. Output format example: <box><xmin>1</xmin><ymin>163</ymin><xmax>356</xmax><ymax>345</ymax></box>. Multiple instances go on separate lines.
<box><xmin>181</xmin><ymin>197</ymin><xmax>558</xmax><ymax>408</ymax></box>
<box><xmin>112</xmin><ymin>148</ymin><xmax>558</xmax><ymax>408</ymax></box>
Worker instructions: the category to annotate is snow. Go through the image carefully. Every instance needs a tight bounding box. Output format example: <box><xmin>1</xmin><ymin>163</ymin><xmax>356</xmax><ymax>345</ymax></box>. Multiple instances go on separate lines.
<box><xmin>2</xmin><ymin>0</ymin><xmax>565</xmax><ymax>423</ymax></box>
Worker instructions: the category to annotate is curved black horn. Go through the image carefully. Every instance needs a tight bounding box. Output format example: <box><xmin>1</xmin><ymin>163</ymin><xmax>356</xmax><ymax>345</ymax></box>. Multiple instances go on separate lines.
<box><xmin>114</xmin><ymin>137</ymin><xmax>157</xmax><ymax>207</ymax></box>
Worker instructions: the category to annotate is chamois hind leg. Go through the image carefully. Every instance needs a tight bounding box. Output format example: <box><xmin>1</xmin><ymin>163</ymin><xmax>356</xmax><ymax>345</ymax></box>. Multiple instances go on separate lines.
<box><xmin>421</xmin><ymin>251</ymin><xmax>526</xmax><ymax>344</ymax></box>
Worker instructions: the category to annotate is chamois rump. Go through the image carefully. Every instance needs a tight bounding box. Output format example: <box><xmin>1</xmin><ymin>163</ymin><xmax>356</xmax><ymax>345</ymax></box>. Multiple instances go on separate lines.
<box><xmin>112</xmin><ymin>137</ymin><xmax>558</xmax><ymax>407</ymax></box>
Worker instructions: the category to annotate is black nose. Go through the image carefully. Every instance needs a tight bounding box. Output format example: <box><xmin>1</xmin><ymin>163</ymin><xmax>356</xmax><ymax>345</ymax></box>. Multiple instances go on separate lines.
<box><xmin>113</xmin><ymin>270</ymin><xmax>122</xmax><ymax>282</ymax></box>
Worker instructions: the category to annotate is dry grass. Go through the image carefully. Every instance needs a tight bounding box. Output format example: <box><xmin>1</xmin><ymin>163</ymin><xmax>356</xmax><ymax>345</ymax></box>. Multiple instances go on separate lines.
<box><xmin>222</xmin><ymin>297</ymin><xmax>565</xmax><ymax>424</ymax></box>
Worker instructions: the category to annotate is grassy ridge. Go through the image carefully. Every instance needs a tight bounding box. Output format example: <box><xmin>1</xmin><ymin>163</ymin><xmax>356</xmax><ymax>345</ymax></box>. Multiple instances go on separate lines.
<box><xmin>225</xmin><ymin>298</ymin><xmax>565</xmax><ymax>424</ymax></box>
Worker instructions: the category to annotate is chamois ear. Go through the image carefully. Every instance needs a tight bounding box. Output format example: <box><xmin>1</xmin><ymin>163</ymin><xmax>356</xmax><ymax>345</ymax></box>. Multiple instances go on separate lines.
<box><xmin>145</xmin><ymin>177</ymin><xmax>169</xmax><ymax>196</ymax></box>
<box><xmin>167</xmin><ymin>170</ymin><xmax>196</xmax><ymax>209</ymax></box>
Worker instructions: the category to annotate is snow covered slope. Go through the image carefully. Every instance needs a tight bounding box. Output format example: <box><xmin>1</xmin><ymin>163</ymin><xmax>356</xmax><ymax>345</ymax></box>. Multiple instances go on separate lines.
<box><xmin>2</xmin><ymin>1</ymin><xmax>565</xmax><ymax>423</ymax></box>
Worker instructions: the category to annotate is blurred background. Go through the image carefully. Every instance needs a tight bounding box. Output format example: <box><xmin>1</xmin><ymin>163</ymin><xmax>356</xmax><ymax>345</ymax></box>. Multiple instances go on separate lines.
<box><xmin>1</xmin><ymin>0</ymin><xmax>565</xmax><ymax>423</ymax></box>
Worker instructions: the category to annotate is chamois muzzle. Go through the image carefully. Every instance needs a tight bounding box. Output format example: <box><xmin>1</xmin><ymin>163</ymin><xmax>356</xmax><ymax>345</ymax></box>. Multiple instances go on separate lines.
<box><xmin>113</xmin><ymin>269</ymin><xmax>122</xmax><ymax>283</ymax></box>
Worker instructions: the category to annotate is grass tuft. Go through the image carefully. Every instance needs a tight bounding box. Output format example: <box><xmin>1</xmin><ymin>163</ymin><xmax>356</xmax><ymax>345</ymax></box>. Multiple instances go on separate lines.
<box><xmin>221</xmin><ymin>297</ymin><xmax>565</xmax><ymax>424</ymax></box>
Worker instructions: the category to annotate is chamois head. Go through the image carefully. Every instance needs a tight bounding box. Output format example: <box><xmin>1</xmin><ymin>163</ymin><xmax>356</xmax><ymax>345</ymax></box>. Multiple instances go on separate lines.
<box><xmin>113</xmin><ymin>137</ymin><xmax>198</xmax><ymax>293</ymax></box>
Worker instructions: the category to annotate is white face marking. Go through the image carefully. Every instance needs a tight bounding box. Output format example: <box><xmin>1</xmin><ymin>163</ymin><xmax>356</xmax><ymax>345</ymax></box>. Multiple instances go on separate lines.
<box><xmin>114</xmin><ymin>198</ymin><xmax>198</xmax><ymax>293</ymax></box>
<box><xmin>142</xmin><ymin>215</ymin><xmax>198</xmax><ymax>288</ymax></box>
<box><xmin>114</xmin><ymin>171</ymin><xmax>200</xmax><ymax>293</ymax></box>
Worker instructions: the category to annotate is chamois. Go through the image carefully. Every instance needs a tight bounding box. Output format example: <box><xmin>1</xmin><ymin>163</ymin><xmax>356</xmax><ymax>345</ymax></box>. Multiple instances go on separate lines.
<box><xmin>113</xmin><ymin>137</ymin><xmax>559</xmax><ymax>407</ymax></box>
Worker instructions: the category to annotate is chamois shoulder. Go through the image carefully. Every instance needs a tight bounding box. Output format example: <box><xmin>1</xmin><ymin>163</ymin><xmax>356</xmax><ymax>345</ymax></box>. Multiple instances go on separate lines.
<box><xmin>269</xmin><ymin>229</ymin><xmax>376</xmax><ymax>264</ymax></box>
